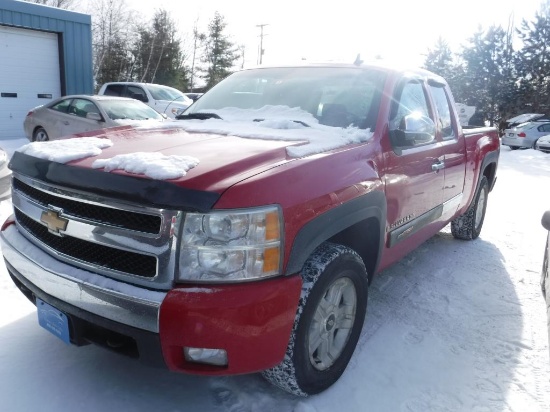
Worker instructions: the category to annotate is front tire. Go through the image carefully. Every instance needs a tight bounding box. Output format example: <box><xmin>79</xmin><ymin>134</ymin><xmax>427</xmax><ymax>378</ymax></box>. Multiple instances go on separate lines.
<box><xmin>262</xmin><ymin>242</ymin><xmax>368</xmax><ymax>396</ymax></box>
<box><xmin>32</xmin><ymin>127</ymin><xmax>49</xmax><ymax>142</ymax></box>
<box><xmin>451</xmin><ymin>176</ymin><xmax>489</xmax><ymax>240</ymax></box>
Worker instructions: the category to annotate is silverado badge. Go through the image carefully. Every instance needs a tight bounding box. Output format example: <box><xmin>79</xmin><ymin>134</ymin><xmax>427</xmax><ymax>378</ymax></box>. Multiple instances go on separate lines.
<box><xmin>40</xmin><ymin>209</ymin><xmax>68</xmax><ymax>235</ymax></box>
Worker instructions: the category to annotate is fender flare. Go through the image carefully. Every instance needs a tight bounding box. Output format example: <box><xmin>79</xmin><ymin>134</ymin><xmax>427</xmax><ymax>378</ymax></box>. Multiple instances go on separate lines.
<box><xmin>284</xmin><ymin>190</ymin><xmax>386</xmax><ymax>277</ymax></box>
<box><xmin>480</xmin><ymin>148</ymin><xmax>499</xmax><ymax>192</ymax></box>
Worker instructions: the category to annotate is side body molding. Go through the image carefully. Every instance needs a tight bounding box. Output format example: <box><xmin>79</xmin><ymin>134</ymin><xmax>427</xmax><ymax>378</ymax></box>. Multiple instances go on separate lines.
<box><xmin>285</xmin><ymin>190</ymin><xmax>386</xmax><ymax>277</ymax></box>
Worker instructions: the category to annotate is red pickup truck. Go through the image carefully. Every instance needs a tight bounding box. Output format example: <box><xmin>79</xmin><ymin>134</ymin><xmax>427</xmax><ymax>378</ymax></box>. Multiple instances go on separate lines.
<box><xmin>1</xmin><ymin>62</ymin><xmax>499</xmax><ymax>396</ymax></box>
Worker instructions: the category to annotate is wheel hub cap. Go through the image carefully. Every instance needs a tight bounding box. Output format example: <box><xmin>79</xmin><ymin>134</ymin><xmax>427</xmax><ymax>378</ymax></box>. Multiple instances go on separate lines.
<box><xmin>308</xmin><ymin>276</ymin><xmax>357</xmax><ymax>371</ymax></box>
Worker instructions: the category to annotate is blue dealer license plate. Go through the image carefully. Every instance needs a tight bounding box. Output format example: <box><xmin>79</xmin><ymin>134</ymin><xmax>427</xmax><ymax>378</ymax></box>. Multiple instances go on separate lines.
<box><xmin>37</xmin><ymin>299</ymin><xmax>70</xmax><ymax>345</ymax></box>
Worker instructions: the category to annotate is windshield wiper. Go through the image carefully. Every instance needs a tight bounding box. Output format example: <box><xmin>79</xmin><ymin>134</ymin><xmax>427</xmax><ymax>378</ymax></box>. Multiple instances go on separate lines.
<box><xmin>176</xmin><ymin>113</ymin><xmax>222</xmax><ymax>120</ymax></box>
<box><xmin>253</xmin><ymin>118</ymin><xmax>310</xmax><ymax>127</ymax></box>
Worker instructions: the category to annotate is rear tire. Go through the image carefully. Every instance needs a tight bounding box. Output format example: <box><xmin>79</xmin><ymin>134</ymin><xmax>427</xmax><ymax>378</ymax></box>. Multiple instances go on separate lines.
<box><xmin>451</xmin><ymin>176</ymin><xmax>489</xmax><ymax>240</ymax></box>
<box><xmin>262</xmin><ymin>242</ymin><xmax>368</xmax><ymax>396</ymax></box>
<box><xmin>32</xmin><ymin>127</ymin><xmax>49</xmax><ymax>142</ymax></box>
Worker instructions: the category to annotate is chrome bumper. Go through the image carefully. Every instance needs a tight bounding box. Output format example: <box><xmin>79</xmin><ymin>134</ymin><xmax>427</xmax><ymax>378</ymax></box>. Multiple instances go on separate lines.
<box><xmin>1</xmin><ymin>225</ymin><xmax>166</xmax><ymax>333</ymax></box>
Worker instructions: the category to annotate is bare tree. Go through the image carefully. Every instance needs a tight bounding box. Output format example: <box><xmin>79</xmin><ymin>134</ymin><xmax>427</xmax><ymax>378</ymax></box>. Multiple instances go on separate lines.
<box><xmin>22</xmin><ymin>0</ymin><xmax>75</xmax><ymax>9</ymax></box>
<box><xmin>90</xmin><ymin>0</ymin><xmax>136</xmax><ymax>87</ymax></box>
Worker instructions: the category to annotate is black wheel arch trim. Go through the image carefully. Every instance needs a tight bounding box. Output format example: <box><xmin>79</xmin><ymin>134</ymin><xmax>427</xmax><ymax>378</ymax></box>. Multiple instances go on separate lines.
<box><xmin>9</xmin><ymin>152</ymin><xmax>220</xmax><ymax>212</ymax></box>
<box><xmin>284</xmin><ymin>190</ymin><xmax>386</xmax><ymax>278</ymax></box>
<box><xmin>480</xmin><ymin>148</ymin><xmax>499</xmax><ymax>192</ymax></box>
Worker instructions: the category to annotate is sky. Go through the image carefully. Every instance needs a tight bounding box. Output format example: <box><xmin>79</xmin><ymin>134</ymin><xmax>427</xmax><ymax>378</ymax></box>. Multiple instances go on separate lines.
<box><xmin>1</xmin><ymin>139</ymin><xmax>549</xmax><ymax>410</ymax></box>
<box><xmin>87</xmin><ymin>0</ymin><xmax>547</xmax><ymax>68</ymax></box>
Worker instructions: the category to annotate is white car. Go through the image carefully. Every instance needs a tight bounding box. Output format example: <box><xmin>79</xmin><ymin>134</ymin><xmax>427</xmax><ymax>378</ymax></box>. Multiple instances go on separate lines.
<box><xmin>501</xmin><ymin>121</ymin><xmax>550</xmax><ymax>150</ymax></box>
<box><xmin>536</xmin><ymin>134</ymin><xmax>550</xmax><ymax>153</ymax></box>
<box><xmin>98</xmin><ymin>82</ymin><xmax>193</xmax><ymax>118</ymax></box>
<box><xmin>23</xmin><ymin>95</ymin><xmax>166</xmax><ymax>142</ymax></box>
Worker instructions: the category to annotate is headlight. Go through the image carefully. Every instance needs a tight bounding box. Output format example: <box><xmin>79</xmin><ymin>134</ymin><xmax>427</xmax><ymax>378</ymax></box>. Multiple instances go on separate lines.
<box><xmin>171</xmin><ymin>107</ymin><xmax>185</xmax><ymax>116</ymax></box>
<box><xmin>178</xmin><ymin>206</ymin><xmax>282</xmax><ymax>283</ymax></box>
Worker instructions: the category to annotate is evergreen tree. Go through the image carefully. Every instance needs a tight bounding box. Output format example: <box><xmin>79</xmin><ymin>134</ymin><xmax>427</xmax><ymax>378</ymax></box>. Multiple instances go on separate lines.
<box><xmin>516</xmin><ymin>0</ymin><xmax>550</xmax><ymax>113</ymax></box>
<box><xmin>461</xmin><ymin>24</ymin><xmax>516</xmax><ymax>126</ymax></box>
<box><xmin>201</xmin><ymin>12</ymin><xmax>239</xmax><ymax>90</ymax></box>
<box><xmin>423</xmin><ymin>37</ymin><xmax>467</xmax><ymax>103</ymax></box>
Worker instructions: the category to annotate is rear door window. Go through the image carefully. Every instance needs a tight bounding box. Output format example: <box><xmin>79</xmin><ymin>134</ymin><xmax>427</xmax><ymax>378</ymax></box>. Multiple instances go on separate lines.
<box><xmin>126</xmin><ymin>86</ymin><xmax>148</xmax><ymax>102</ymax></box>
<box><xmin>103</xmin><ymin>84</ymin><xmax>125</xmax><ymax>97</ymax></box>
<box><xmin>51</xmin><ymin>99</ymin><xmax>71</xmax><ymax>113</ymax></box>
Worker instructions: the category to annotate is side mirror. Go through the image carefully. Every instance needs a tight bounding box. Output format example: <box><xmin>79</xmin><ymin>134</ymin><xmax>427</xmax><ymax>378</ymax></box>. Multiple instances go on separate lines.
<box><xmin>400</xmin><ymin>112</ymin><xmax>436</xmax><ymax>144</ymax></box>
<box><xmin>86</xmin><ymin>112</ymin><xmax>103</xmax><ymax>122</ymax></box>
<box><xmin>391</xmin><ymin>112</ymin><xmax>436</xmax><ymax>147</ymax></box>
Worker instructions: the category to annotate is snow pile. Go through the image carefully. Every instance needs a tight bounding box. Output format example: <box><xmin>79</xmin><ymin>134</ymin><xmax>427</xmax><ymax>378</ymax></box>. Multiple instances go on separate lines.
<box><xmin>17</xmin><ymin>137</ymin><xmax>113</xmax><ymax>163</ymax></box>
<box><xmin>173</xmin><ymin>105</ymin><xmax>374</xmax><ymax>158</ymax></box>
<box><xmin>92</xmin><ymin>152</ymin><xmax>199</xmax><ymax>180</ymax></box>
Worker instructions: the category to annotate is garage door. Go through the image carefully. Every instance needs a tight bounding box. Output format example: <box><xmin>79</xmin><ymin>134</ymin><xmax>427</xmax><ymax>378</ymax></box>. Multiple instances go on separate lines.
<box><xmin>0</xmin><ymin>25</ymin><xmax>61</xmax><ymax>139</ymax></box>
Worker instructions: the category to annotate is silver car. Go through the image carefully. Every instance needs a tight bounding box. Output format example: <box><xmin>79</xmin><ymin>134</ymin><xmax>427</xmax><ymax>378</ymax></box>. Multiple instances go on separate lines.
<box><xmin>536</xmin><ymin>134</ymin><xmax>550</xmax><ymax>153</ymax></box>
<box><xmin>501</xmin><ymin>121</ymin><xmax>550</xmax><ymax>150</ymax></box>
<box><xmin>23</xmin><ymin>95</ymin><xmax>166</xmax><ymax>142</ymax></box>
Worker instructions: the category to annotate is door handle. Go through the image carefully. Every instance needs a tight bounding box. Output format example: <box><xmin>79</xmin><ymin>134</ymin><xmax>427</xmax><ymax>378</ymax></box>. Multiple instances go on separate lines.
<box><xmin>63</xmin><ymin>121</ymin><xmax>70</xmax><ymax>125</ymax></box>
<box><xmin>432</xmin><ymin>161</ymin><xmax>445</xmax><ymax>171</ymax></box>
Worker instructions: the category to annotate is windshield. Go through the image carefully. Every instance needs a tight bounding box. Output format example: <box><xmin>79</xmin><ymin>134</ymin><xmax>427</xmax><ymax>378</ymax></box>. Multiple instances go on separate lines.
<box><xmin>102</xmin><ymin>99</ymin><xmax>163</xmax><ymax>120</ymax></box>
<box><xmin>186</xmin><ymin>67</ymin><xmax>387</xmax><ymax>129</ymax></box>
<box><xmin>146</xmin><ymin>84</ymin><xmax>188</xmax><ymax>102</ymax></box>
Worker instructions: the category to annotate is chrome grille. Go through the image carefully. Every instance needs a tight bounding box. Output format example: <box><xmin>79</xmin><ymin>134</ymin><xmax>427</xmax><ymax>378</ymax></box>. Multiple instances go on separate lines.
<box><xmin>15</xmin><ymin>209</ymin><xmax>157</xmax><ymax>277</ymax></box>
<box><xmin>11</xmin><ymin>174</ymin><xmax>180</xmax><ymax>290</ymax></box>
<box><xmin>13</xmin><ymin>178</ymin><xmax>162</xmax><ymax>234</ymax></box>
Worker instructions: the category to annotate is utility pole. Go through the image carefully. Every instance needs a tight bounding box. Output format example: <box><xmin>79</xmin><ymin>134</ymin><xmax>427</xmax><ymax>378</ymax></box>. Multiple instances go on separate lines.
<box><xmin>256</xmin><ymin>24</ymin><xmax>268</xmax><ymax>65</ymax></box>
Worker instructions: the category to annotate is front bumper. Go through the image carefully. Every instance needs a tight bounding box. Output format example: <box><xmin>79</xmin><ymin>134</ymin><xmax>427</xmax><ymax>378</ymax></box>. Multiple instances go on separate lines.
<box><xmin>1</xmin><ymin>223</ymin><xmax>302</xmax><ymax>374</ymax></box>
<box><xmin>536</xmin><ymin>142</ymin><xmax>550</xmax><ymax>153</ymax></box>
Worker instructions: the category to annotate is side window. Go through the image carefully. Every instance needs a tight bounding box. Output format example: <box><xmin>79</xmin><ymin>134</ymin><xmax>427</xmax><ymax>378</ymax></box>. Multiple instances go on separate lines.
<box><xmin>126</xmin><ymin>86</ymin><xmax>148</xmax><ymax>102</ymax></box>
<box><xmin>68</xmin><ymin>99</ymin><xmax>100</xmax><ymax>118</ymax></box>
<box><xmin>429</xmin><ymin>85</ymin><xmax>455</xmax><ymax>140</ymax></box>
<box><xmin>104</xmin><ymin>84</ymin><xmax>124</xmax><ymax>96</ymax></box>
<box><xmin>51</xmin><ymin>99</ymin><xmax>71</xmax><ymax>113</ymax></box>
<box><xmin>390</xmin><ymin>80</ymin><xmax>435</xmax><ymax>149</ymax></box>
<box><xmin>539</xmin><ymin>123</ymin><xmax>550</xmax><ymax>133</ymax></box>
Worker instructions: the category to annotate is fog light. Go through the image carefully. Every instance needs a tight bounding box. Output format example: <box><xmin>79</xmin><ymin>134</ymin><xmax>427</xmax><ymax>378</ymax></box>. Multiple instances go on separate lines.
<box><xmin>184</xmin><ymin>347</ymin><xmax>228</xmax><ymax>366</ymax></box>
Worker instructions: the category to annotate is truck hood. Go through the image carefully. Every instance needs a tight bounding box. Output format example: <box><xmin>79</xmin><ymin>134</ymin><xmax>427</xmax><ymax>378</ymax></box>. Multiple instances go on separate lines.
<box><xmin>64</xmin><ymin>125</ymin><xmax>309</xmax><ymax>193</ymax></box>
<box><xmin>15</xmin><ymin>117</ymin><xmax>373</xmax><ymax>198</ymax></box>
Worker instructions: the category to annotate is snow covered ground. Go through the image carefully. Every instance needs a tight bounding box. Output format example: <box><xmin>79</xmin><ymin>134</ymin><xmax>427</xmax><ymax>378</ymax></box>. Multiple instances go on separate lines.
<box><xmin>0</xmin><ymin>140</ymin><xmax>549</xmax><ymax>411</ymax></box>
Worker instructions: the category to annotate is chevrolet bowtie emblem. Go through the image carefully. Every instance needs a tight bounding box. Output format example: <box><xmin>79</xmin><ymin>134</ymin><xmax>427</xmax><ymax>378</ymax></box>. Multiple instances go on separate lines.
<box><xmin>40</xmin><ymin>210</ymin><xmax>69</xmax><ymax>235</ymax></box>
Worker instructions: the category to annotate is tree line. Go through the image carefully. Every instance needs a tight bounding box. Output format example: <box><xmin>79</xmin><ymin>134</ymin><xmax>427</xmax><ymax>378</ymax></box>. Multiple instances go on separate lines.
<box><xmin>90</xmin><ymin>1</ymin><xmax>238</xmax><ymax>93</ymax></box>
<box><xmin>23</xmin><ymin>0</ymin><xmax>239</xmax><ymax>92</ymax></box>
<box><xmin>23</xmin><ymin>0</ymin><xmax>550</xmax><ymax>122</ymax></box>
<box><xmin>423</xmin><ymin>0</ymin><xmax>550</xmax><ymax>128</ymax></box>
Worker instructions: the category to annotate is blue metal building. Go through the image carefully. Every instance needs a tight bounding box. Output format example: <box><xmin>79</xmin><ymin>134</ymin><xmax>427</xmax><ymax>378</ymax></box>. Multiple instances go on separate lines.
<box><xmin>0</xmin><ymin>0</ymin><xmax>93</xmax><ymax>138</ymax></box>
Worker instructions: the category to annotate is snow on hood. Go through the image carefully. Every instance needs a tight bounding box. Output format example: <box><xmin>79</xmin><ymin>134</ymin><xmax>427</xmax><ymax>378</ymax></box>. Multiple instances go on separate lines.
<box><xmin>175</xmin><ymin>105</ymin><xmax>373</xmax><ymax>157</ymax></box>
<box><xmin>17</xmin><ymin>137</ymin><xmax>113</xmax><ymax>163</ymax></box>
<box><xmin>15</xmin><ymin>106</ymin><xmax>374</xmax><ymax>180</ymax></box>
<box><xmin>92</xmin><ymin>152</ymin><xmax>199</xmax><ymax>180</ymax></box>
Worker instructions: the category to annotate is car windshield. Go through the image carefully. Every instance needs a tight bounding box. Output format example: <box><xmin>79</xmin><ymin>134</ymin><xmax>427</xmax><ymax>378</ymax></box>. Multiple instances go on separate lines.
<box><xmin>185</xmin><ymin>66</ymin><xmax>387</xmax><ymax>129</ymax></box>
<box><xmin>146</xmin><ymin>84</ymin><xmax>187</xmax><ymax>102</ymax></box>
<box><xmin>101</xmin><ymin>100</ymin><xmax>163</xmax><ymax>120</ymax></box>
